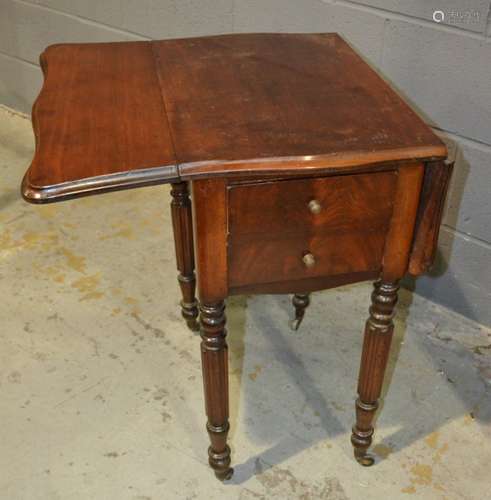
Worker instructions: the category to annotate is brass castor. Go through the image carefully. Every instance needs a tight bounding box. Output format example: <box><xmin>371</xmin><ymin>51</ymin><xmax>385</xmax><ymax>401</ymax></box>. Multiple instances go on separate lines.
<box><xmin>215</xmin><ymin>467</ymin><xmax>234</xmax><ymax>481</ymax></box>
<box><xmin>209</xmin><ymin>444</ymin><xmax>233</xmax><ymax>481</ymax></box>
<box><xmin>351</xmin><ymin>425</ymin><xmax>375</xmax><ymax>466</ymax></box>
<box><xmin>354</xmin><ymin>449</ymin><xmax>375</xmax><ymax>467</ymax></box>
<box><xmin>290</xmin><ymin>293</ymin><xmax>310</xmax><ymax>331</ymax></box>
<box><xmin>185</xmin><ymin>317</ymin><xmax>200</xmax><ymax>332</ymax></box>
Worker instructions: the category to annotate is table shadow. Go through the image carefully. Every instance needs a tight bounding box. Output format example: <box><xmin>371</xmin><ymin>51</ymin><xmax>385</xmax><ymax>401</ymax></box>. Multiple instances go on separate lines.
<box><xmin>227</xmin><ymin>283</ymin><xmax>490</xmax><ymax>484</ymax></box>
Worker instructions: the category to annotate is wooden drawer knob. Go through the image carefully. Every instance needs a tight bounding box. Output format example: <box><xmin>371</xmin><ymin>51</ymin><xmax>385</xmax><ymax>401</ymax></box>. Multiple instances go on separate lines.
<box><xmin>308</xmin><ymin>199</ymin><xmax>322</xmax><ymax>214</ymax></box>
<box><xmin>302</xmin><ymin>253</ymin><xmax>316</xmax><ymax>268</ymax></box>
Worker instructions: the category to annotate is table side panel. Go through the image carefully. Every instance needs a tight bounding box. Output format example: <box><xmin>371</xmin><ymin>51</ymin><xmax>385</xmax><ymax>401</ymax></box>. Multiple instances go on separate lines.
<box><xmin>381</xmin><ymin>163</ymin><xmax>425</xmax><ymax>281</ymax></box>
<box><xmin>191</xmin><ymin>178</ymin><xmax>229</xmax><ymax>302</ymax></box>
<box><xmin>408</xmin><ymin>160</ymin><xmax>454</xmax><ymax>276</ymax></box>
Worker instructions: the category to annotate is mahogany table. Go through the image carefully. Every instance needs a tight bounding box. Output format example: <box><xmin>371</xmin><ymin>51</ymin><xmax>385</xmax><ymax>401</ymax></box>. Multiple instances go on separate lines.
<box><xmin>22</xmin><ymin>33</ymin><xmax>453</xmax><ymax>480</ymax></box>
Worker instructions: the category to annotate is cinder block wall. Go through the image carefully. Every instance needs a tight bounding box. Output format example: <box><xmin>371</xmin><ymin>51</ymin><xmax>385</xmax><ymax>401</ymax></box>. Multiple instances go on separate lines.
<box><xmin>1</xmin><ymin>0</ymin><xmax>490</xmax><ymax>325</ymax></box>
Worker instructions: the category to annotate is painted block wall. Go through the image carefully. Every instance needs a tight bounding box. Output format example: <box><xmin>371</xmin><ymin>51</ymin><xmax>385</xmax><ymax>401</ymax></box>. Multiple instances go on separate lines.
<box><xmin>1</xmin><ymin>0</ymin><xmax>490</xmax><ymax>325</ymax></box>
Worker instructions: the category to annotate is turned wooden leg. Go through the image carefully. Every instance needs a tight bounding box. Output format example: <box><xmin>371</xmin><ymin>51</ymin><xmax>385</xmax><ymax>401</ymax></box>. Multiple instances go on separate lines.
<box><xmin>200</xmin><ymin>301</ymin><xmax>233</xmax><ymax>480</ymax></box>
<box><xmin>290</xmin><ymin>293</ymin><xmax>310</xmax><ymax>331</ymax></box>
<box><xmin>351</xmin><ymin>280</ymin><xmax>399</xmax><ymax>466</ymax></box>
<box><xmin>170</xmin><ymin>182</ymin><xmax>199</xmax><ymax>331</ymax></box>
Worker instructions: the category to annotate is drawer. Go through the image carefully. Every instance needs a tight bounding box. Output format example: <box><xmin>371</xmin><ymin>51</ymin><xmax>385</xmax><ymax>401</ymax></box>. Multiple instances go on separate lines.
<box><xmin>228</xmin><ymin>231</ymin><xmax>389</xmax><ymax>287</ymax></box>
<box><xmin>228</xmin><ymin>171</ymin><xmax>397</xmax><ymax>237</ymax></box>
<box><xmin>228</xmin><ymin>172</ymin><xmax>397</xmax><ymax>288</ymax></box>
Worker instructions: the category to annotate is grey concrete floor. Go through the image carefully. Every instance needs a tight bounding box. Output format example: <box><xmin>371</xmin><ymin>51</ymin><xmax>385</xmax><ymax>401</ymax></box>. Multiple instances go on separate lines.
<box><xmin>1</xmin><ymin>105</ymin><xmax>491</xmax><ymax>500</ymax></box>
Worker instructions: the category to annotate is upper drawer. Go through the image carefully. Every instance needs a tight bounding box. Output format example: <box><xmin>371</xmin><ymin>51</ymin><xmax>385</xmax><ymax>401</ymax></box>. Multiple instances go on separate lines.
<box><xmin>228</xmin><ymin>171</ymin><xmax>397</xmax><ymax>237</ymax></box>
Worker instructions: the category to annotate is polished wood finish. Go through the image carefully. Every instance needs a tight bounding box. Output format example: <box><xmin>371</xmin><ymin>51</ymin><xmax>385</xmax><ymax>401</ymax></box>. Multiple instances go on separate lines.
<box><xmin>199</xmin><ymin>301</ymin><xmax>233</xmax><ymax>480</ymax></box>
<box><xmin>228</xmin><ymin>171</ymin><xmax>396</xmax><ymax>289</ymax></box>
<box><xmin>23</xmin><ymin>33</ymin><xmax>445</xmax><ymax>203</ymax></box>
<box><xmin>228</xmin><ymin>171</ymin><xmax>397</xmax><ymax>237</ymax></box>
<box><xmin>348</xmin><ymin>163</ymin><xmax>425</xmax><ymax>464</ymax></box>
<box><xmin>229</xmin><ymin>231</ymin><xmax>388</xmax><ymax>288</ymax></box>
<box><xmin>409</xmin><ymin>160</ymin><xmax>454</xmax><ymax>276</ymax></box>
<box><xmin>170</xmin><ymin>182</ymin><xmax>199</xmax><ymax>331</ymax></box>
<box><xmin>23</xmin><ymin>41</ymin><xmax>177</xmax><ymax>202</ymax></box>
<box><xmin>154</xmin><ymin>33</ymin><xmax>445</xmax><ymax>177</ymax></box>
<box><xmin>381</xmin><ymin>163</ymin><xmax>425</xmax><ymax>281</ymax></box>
<box><xmin>191</xmin><ymin>179</ymin><xmax>228</xmax><ymax>302</ymax></box>
<box><xmin>22</xmin><ymin>34</ymin><xmax>453</xmax><ymax>480</ymax></box>
<box><xmin>192</xmin><ymin>179</ymin><xmax>232</xmax><ymax>479</ymax></box>
<box><xmin>351</xmin><ymin>280</ymin><xmax>399</xmax><ymax>466</ymax></box>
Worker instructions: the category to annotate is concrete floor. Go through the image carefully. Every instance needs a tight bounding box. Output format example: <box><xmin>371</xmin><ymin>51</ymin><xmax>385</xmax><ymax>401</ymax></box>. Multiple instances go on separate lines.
<box><xmin>1</xmin><ymin>105</ymin><xmax>490</xmax><ymax>500</ymax></box>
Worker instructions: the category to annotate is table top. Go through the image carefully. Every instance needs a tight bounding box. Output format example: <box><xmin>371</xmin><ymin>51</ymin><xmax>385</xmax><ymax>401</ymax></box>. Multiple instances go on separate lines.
<box><xmin>23</xmin><ymin>33</ymin><xmax>446</xmax><ymax>202</ymax></box>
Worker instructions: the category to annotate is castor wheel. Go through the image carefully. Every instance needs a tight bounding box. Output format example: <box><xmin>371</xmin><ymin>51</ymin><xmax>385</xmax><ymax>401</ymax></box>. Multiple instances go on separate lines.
<box><xmin>185</xmin><ymin>317</ymin><xmax>200</xmax><ymax>332</ymax></box>
<box><xmin>290</xmin><ymin>293</ymin><xmax>310</xmax><ymax>331</ymax></box>
<box><xmin>215</xmin><ymin>467</ymin><xmax>234</xmax><ymax>481</ymax></box>
<box><xmin>354</xmin><ymin>450</ymin><xmax>375</xmax><ymax>467</ymax></box>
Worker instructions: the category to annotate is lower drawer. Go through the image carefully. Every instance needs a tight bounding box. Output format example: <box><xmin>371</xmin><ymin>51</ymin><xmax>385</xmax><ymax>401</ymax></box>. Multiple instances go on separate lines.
<box><xmin>228</xmin><ymin>230</ymin><xmax>388</xmax><ymax>288</ymax></box>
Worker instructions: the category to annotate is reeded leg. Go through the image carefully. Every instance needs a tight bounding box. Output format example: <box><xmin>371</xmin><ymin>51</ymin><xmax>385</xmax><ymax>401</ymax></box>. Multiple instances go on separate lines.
<box><xmin>351</xmin><ymin>280</ymin><xmax>399</xmax><ymax>466</ymax></box>
<box><xmin>290</xmin><ymin>293</ymin><xmax>310</xmax><ymax>331</ymax></box>
<box><xmin>170</xmin><ymin>182</ymin><xmax>199</xmax><ymax>331</ymax></box>
<box><xmin>200</xmin><ymin>301</ymin><xmax>233</xmax><ymax>480</ymax></box>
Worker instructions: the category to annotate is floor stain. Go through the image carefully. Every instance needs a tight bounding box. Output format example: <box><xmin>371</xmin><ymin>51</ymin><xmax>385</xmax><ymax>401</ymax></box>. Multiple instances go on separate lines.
<box><xmin>409</xmin><ymin>463</ymin><xmax>433</xmax><ymax>486</ymax></box>
<box><xmin>424</xmin><ymin>431</ymin><xmax>439</xmax><ymax>449</ymax></box>
<box><xmin>1</xmin><ymin>229</ymin><xmax>58</xmax><ymax>252</ymax></box>
<box><xmin>125</xmin><ymin>296</ymin><xmax>141</xmax><ymax>314</ymax></box>
<box><xmin>33</xmin><ymin>263</ymin><xmax>66</xmax><ymax>284</ymax></box>
<box><xmin>401</xmin><ymin>485</ymin><xmax>416</xmax><ymax>494</ymax></box>
<box><xmin>71</xmin><ymin>273</ymin><xmax>104</xmax><ymax>301</ymax></box>
<box><xmin>433</xmin><ymin>442</ymin><xmax>449</xmax><ymax>463</ymax></box>
<box><xmin>248</xmin><ymin>364</ymin><xmax>263</xmax><ymax>381</ymax></box>
<box><xmin>59</xmin><ymin>247</ymin><xmax>87</xmax><ymax>273</ymax></box>
<box><xmin>36</xmin><ymin>205</ymin><xmax>58</xmax><ymax>220</ymax></box>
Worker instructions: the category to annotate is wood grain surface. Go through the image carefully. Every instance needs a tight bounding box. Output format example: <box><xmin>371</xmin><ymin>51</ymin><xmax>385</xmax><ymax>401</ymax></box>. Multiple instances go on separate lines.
<box><xmin>23</xmin><ymin>33</ymin><xmax>446</xmax><ymax>202</ymax></box>
<box><xmin>23</xmin><ymin>41</ymin><xmax>177</xmax><ymax>202</ymax></box>
<box><xmin>228</xmin><ymin>171</ymin><xmax>397</xmax><ymax>237</ymax></box>
<box><xmin>408</xmin><ymin>160</ymin><xmax>454</xmax><ymax>275</ymax></box>
<box><xmin>155</xmin><ymin>33</ymin><xmax>445</xmax><ymax>177</ymax></box>
<box><xmin>227</xmin><ymin>171</ymin><xmax>396</xmax><ymax>288</ymax></box>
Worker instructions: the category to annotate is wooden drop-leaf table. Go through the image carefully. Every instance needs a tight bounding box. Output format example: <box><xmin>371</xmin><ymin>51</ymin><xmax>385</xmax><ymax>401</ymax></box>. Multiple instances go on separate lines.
<box><xmin>22</xmin><ymin>33</ymin><xmax>453</xmax><ymax>480</ymax></box>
